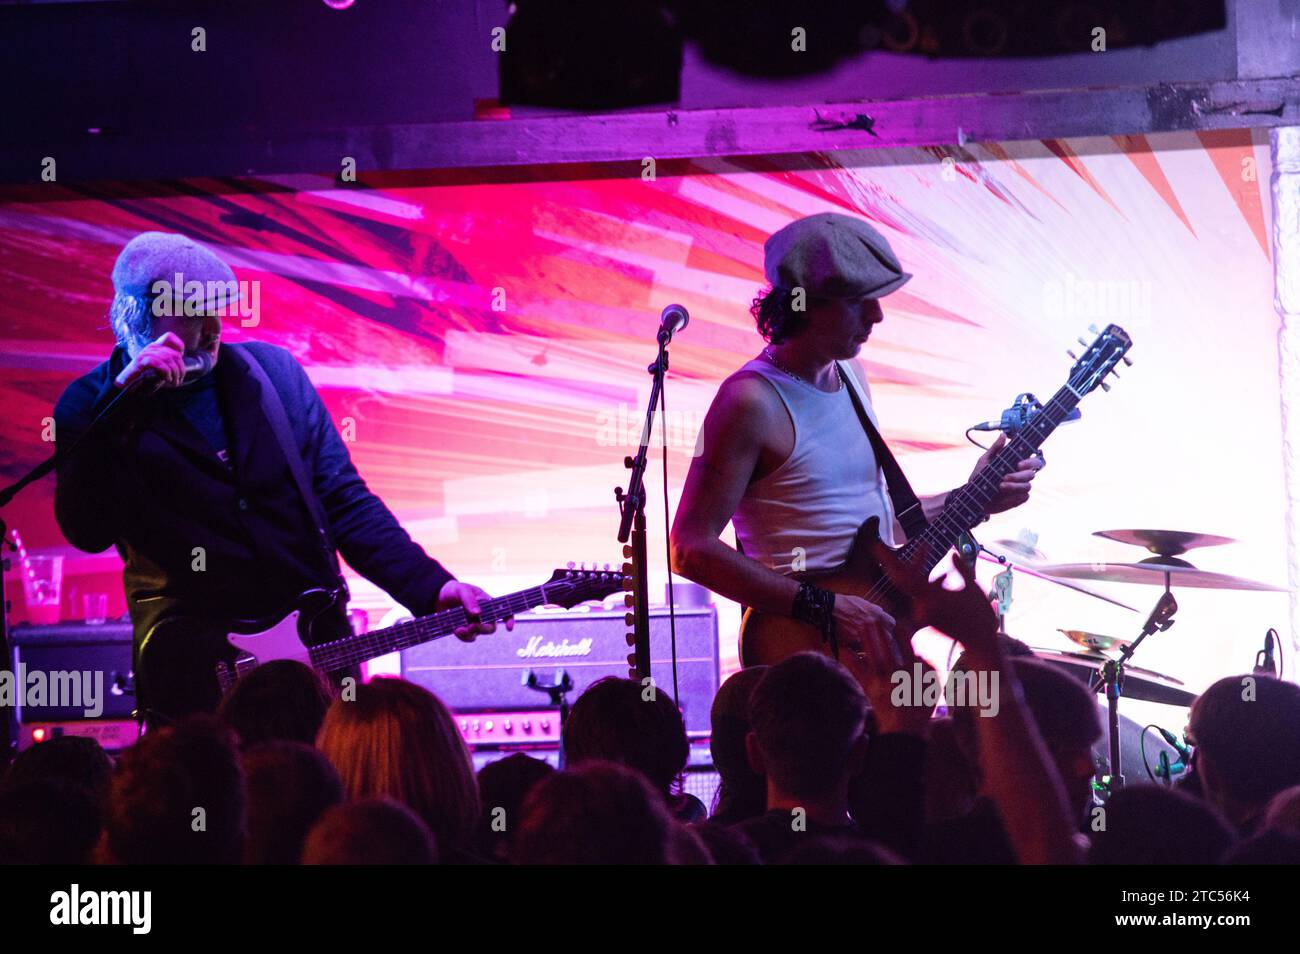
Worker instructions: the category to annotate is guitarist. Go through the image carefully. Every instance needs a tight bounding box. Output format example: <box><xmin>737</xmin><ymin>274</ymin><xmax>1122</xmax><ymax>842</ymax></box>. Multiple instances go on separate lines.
<box><xmin>670</xmin><ymin>213</ymin><xmax>1042</xmax><ymax>661</ymax></box>
<box><xmin>53</xmin><ymin>232</ymin><xmax>504</xmax><ymax>720</ymax></box>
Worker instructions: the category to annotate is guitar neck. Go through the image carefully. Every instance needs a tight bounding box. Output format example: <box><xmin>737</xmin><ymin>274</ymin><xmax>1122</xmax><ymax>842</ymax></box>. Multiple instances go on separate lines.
<box><xmin>902</xmin><ymin>384</ymin><xmax>1081</xmax><ymax>573</ymax></box>
<box><xmin>307</xmin><ymin>584</ymin><xmax>553</xmax><ymax>673</ymax></box>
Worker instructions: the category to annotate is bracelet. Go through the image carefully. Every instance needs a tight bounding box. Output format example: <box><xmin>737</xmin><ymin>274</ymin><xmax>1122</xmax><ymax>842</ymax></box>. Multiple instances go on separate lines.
<box><xmin>792</xmin><ymin>582</ymin><xmax>837</xmax><ymax>653</ymax></box>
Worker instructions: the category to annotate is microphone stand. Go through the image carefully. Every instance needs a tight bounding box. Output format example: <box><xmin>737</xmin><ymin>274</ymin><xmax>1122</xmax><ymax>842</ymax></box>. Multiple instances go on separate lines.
<box><xmin>1089</xmin><ymin>575</ymin><xmax>1177</xmax><ymax>795</ymax></box>
<box><xmin>614</xmin><ymin>332</ymin><xmax>672</xmax><ymax>681</ymax></box>
<box><xmin>0</xmin><ymin>378</ymin><xmax>146</xmax><ymax>757</ymax></box>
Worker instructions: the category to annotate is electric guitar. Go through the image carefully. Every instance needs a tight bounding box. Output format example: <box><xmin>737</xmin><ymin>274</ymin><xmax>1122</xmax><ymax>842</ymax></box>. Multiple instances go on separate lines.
<box><xmin>137</xmin><ymin>565</ymin><xmax>623</xmax><ymax>724</ymax></box>
<box><xmin>738</xmin><ymin>324</ymin><xmax>1133</xmax><ymax>668</ymax></box>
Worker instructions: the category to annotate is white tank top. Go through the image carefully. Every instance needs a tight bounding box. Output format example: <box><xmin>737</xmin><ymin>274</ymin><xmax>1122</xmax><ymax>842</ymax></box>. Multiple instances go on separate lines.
<box><xmin>731</xmin><ymin>358</ymin><xmax>897</xmax><ymax>576</ymax></box>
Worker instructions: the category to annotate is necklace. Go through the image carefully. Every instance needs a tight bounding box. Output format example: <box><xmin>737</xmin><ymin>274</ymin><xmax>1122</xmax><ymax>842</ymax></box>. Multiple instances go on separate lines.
<box><xmin>762</xmin><ymin>346</ymin><xmax>843</xmax><ymax>392</ymax></box>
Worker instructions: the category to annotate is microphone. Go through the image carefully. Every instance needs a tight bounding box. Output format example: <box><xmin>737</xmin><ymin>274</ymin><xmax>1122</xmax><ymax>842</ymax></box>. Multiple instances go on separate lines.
<box><xmin>1157</xmin><ymin>726</ymin><xmax>1193</xmax><ymax>763</ymax></box>
<box><xmin>1255</xmin><ymin>628</ymin><xmax>1278</xmax><ymax>676</ymax></box>
<box><xmin>969</xmin><ymin>407</ymin><xmax>1083</xmax><ymax>432</ymax></box>
<box><xmin>118</xmin><ymin>351</ymin><xmax>215</xmax><ymax>393</ymax></box>
<box><xmin>657</xmin><ymin>304</ymin><xmax>689</xmax><ymax>344</ymax></box>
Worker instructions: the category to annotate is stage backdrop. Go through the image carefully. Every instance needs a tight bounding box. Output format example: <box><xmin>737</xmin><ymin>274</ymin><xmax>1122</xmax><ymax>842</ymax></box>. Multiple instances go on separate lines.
<box><xmin>1</xmin><ymin>129</ymin><xmax>1290</xmax><ymax>707</ymax></box>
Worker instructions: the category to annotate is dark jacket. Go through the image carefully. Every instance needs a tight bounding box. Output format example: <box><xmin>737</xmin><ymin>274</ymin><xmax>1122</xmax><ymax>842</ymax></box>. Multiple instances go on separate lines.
<box><xmin>53</xmin><ymin>341</ymin><xmax>455</xmax><ymax>648</ymax></box>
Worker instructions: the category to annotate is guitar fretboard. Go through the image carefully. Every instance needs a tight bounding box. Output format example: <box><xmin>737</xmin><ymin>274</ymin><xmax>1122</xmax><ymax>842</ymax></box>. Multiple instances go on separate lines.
<box><xmin>306</xmin><ymin>584</ymin><xmax>554</xmax><ymax>673</ymax></box>
<box><xmin>901</xmin><ymin>383</ymin><xmax>1082</xmax><ymax>574</ymax></box>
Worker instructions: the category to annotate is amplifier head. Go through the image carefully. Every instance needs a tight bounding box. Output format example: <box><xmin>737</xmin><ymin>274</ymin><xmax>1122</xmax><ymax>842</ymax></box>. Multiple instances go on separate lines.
<box><xmin>401</xmin><ymin>606</ymin><xmax>719</xmax><ymax>735</ymax></box>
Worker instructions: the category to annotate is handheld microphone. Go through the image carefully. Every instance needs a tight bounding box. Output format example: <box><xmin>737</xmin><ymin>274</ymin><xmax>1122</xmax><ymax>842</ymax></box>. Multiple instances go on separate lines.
<box><xmin>657</xmin><ymin>304</ymin><xmax>689</xmax><ymax>344</ymax></box>
<box><xmin>118</xmin><ymin>351</ymin><xmax>215</xmax><ymax>393</ymax></box>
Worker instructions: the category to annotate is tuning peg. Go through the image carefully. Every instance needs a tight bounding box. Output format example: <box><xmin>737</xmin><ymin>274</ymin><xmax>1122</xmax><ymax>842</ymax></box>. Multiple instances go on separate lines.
<box><xmin>1110</xmin><ymin>367</ymin><xmax>1120</xmax><ymax>378</ymax></box>
<box><xmin>604</xmin><ymin>563</ymin><xmax>611</xmax><ymax>571</ymax></box>
<box><xmin>624</xmin><ymin>594</ymin><xmax>634</xmax><ymax>607</ymax></box>
<box><xmin>1067</xmin><ymin>350</ymin><xmax>1078</xmax><ymax>360</ymax></box>
<box><xmin>622</xmin><ymin>545</ymin><xmax>633</xmax><ymax>559</ymax></box>
<box><xmin>1077</xmin><ymin>337</ymin><xmax>1088</xmax><ymax>347</ymax></box>
<box><xmin>625</xmin><ymin>613</ymin><xmax>634</xmax><ymax>626</ymax></box>
<box><xmin>1100</xmin><ymin>381</ymin><xmax>1111</xmax><ymax>392</ymax></box>
<box><xmin>1088</xmin><ymin>324</ymin><xmax>1099</xmax><ymax>334</ymax></box>
<box><xmin>1122</xmin><ymin>356</ymin><xmax>1133</xmax><ymax>366</ymax></box>
<box><xmin>566</xmin><ymin>561</ymin><xmax>575</xmax><ymax>570</ymax></box>
<box><xmin>625</xmin><ymin>631</ymin><xmax>636</xmax><ymax>646</ymax></box>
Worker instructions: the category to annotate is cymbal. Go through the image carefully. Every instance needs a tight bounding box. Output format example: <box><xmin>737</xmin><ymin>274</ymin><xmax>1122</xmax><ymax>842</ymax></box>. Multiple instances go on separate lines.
<box><xmin>1094</xmin><ymin>529</ymin><xmax>1235</xmax><ymax>557</ymax></box>
<box><xmin>989</xmin><ymin>537</ymin><xmax>1048</xmax><ymax>563</ymax></box>
<box><xmin>1058</xmin><ymin>629</ymin><xmax>1132</xmax><ymax>652</ymax></box>
<box><xmin>1037</xmin><ymin>560</ymin><xmax>1288</xmax><ymax>592</ymax></box>
<box><xmin>1029</xmin><ymin>649</ymin><xmax>1197</xmax><ymax>707</ymax></box>
<box><xmin>976</xmin><ymin>552</ymin><xmax>1140</xmax><ymax>612</ymax></box>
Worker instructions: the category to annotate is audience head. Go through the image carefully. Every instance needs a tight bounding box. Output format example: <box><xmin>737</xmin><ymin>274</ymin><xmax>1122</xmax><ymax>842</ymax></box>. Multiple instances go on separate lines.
<box><xmin>515</xmin><ymin>761</ymin><xmax>675</xmax><ymax>864</ymax></box>
<box><xmin>709</xmin><ymin>666</ymin><xmax>769</xmax><ymax>824</ymax></box>
<box><xmin>475</xmin><ymin>753</ymin><xmax>555</xmax><ymax>861</ymax></box>
<box><xmin>218</xmin><ymin>660</ymin><xmax>331</xmax><ymax>749</ymax></box>
<box><xmin>103</xmin><ymin>716</ymin><xmax>245</xmax><ymax>865</ymax></box>
<box><xmin>746</xmin><ymin>652</ymin><xmax>868</xmax><ymax>803</ymax></box>
<box><xmin>0</xmin><ymin>735</ymin><xmax>114</xmax><ymax>865</ymax></box>
<box><xmin>780</xmin><ymin>833</ymin><xmax>902</xmax><ymax>865</ymax></box>
<box><xmin>0</xmin><ymin>780</ymin><xmax>103</xmax><ymax>864</ymax></box>
<box><xmin>1088</xmin><ymin>784</ymin><xmax>1235</xmax><ymax>865</ymax></box>
<box><xmin>1263</xmin><ymin>784</ymin><xmax>1300</xmax><ymax>837</ymax></box>
<box><xmin>317</xmin><ymin>676</ymin><xmax>479</xmax><ymax>857</ymax></box>
<box><xmin>1189</xmin><ymin>674</ymin><xmax>1300</xmax><ymax>831</ymax></box>
<box><xmin>562</xmin><ymin>677</ymin><xmax>690</xmax><ymax>798</ymax></box>
<box><xmin>1220</xmin><ymin>829</ymin><xmax>1300</xmax><ymax>865</ymax></box>
<box><xmin>2</xmin><ymin>734</ymin><xmax>113</xmax><ymax>805</ymax></box>
<box><xmin>302</xmin><ymin>798</ymin><xmax>438</xmax><ymax>864</ymax></box>
<box><xmin>951</xmin><ymin>657</ymin><xmax>1102</xmax><ymax>822</ymax></box>
<box><xmin>241</xmin><ymin>741</ymin><xmax>344</xmax><ymax>865</ymax></box>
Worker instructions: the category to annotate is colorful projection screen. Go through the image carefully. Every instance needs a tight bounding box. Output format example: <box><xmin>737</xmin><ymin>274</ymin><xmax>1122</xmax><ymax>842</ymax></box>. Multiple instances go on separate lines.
<box><xmin>1</xmin><ymin>129</ymin><xmax>1290</xmax><ymax>705</ymax></box>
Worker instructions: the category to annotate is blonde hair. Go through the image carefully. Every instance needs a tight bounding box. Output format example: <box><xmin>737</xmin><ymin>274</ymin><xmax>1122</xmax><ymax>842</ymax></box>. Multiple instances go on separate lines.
<box><xmin>317</xmin><ymin>677</ymin><xmax>480</xmax><ymax>855</ymax></box>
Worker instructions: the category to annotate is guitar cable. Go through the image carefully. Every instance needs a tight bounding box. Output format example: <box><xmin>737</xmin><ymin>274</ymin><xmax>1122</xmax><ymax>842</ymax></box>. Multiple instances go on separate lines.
<box><xmin>659</xmin><ymin>374</ymin><xmax>680</xmax><ymax>706</ymax></box>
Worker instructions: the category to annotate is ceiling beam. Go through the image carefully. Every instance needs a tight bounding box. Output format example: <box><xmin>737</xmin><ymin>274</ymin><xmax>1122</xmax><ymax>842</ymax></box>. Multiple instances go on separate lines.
<box><xmin>5</xmin><ymin>76</ymin><xmax>1299</xmax><ymax>186</ymax></box>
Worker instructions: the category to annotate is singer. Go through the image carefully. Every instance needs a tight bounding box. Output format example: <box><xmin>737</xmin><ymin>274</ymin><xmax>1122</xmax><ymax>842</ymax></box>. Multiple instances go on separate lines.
<box><xmin>670</xmin><ymin>213</ymin><xmax>1043</xmax><ymax>658</ymax></box>
<box><xmin>52</xmin><ymin>232</ymin><xmax>505</xmax><ymax>720</ymax></box>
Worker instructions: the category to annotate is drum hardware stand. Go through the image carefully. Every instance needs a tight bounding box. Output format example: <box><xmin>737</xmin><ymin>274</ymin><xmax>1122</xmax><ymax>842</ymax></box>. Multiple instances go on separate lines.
<box><xmin>971</xmin><ymin>539</ymin><xmax>1017</xmax><ymax>637</ymax></box>
<box><xmin>1089</xmin><ymin>572</ymin><xmax>1178</xmax><ymax>795</ymax></box>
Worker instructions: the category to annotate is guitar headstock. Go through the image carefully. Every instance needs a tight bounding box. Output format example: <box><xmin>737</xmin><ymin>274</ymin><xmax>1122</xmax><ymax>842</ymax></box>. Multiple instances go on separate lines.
<box><xmin>1067</xmin><ymin>323</ymin><xmax>1132</xmax><ymax>397</ymax></box>
<box><xmin>543</xmin><ymin>564</ymin><xmax>623</xmax><ymax>608</ymax></box>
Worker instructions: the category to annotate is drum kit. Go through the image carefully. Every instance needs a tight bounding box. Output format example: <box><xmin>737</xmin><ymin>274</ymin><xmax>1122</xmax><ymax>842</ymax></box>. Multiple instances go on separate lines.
<box><xmin>972</xmin><ymin>526</ymin><xmax>1288</xmax><ymax>793</ymax></box>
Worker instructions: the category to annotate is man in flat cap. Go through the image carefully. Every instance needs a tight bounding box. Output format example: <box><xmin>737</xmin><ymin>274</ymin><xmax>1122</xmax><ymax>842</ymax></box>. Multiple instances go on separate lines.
<box><xmin>54</xmin><ymin>232</ymin><xmax>506</xmax><ymax>724</ymax></box>
<box><xmin>670</xmin><ymin>213</ymin><xmax>1042</xmax><ymax>665</ymax></box>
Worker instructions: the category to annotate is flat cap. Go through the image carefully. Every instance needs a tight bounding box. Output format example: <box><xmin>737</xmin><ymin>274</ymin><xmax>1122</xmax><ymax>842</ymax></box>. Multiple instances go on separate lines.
<box><xmin>111</xmin><ymin>231</ymin><xmax>238</xmax><ymax>311</ymax></box>
<box><xmin>763</xmin><ymin>212</ymin><xmax>911</xmax><ymax>300</ymax></box>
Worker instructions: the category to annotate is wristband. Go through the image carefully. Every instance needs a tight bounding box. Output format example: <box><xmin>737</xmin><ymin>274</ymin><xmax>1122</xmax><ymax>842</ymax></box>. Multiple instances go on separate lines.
<box><xmin>792</xmin><ymin>582</ymin><xmax>837</xmax><ymax>654</ymax></box>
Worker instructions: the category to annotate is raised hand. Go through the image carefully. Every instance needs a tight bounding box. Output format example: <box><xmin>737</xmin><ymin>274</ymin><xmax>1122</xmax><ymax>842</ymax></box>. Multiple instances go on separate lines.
<box><xmin>869</xmin><ymin>539</ymin><xmax>1000</xmax><ymax>664</ymax></box>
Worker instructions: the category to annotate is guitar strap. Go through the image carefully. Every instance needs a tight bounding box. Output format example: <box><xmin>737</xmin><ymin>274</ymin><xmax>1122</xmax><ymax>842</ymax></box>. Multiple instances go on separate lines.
<box><xmin>836</xmin><ymin>362</ymin><xmax>929</xmax><ymax>542</ymax></box>
<box><xmin>241</xmin><ymin>347</ymin><xmax>349</xmax><ymax>601</ymax></box>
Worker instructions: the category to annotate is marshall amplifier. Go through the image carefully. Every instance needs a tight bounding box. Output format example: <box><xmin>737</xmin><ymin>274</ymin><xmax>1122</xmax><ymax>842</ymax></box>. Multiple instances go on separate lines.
<box><xmin>401</xmin><ymin>605</ymin><xmax>719</xmax><ymax>735</ymax></box>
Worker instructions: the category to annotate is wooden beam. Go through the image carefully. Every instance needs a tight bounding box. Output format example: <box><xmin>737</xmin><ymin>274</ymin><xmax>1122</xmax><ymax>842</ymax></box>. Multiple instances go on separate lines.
<box><xmin>4</xmin><ymin>76</ymin><xmax>1300</xmax><ymax>185</ymax></box>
